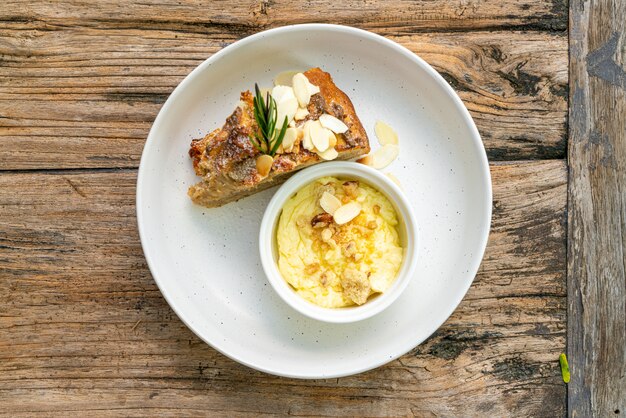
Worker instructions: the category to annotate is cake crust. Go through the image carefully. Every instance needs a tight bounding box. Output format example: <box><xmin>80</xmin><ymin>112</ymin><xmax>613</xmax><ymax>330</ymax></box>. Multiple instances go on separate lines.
<box><xmin>188</xmin><ymin>68</ymin><xmax>370</xmax><ymax>208</ymax></box>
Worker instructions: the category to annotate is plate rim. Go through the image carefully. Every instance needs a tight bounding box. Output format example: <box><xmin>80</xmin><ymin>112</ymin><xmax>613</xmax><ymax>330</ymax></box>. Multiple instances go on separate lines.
<box><xmin>136</xmin><ymin>23</ymin><xmax>493</xmax><ymax>379</ymax></box>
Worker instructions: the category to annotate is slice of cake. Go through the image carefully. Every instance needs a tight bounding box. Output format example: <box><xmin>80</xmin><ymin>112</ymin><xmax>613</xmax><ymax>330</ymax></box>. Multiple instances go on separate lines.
<box><xmin>188</xmin><ymin>68</ymin><xmax>370</xmax><ymax>208</ymax></box>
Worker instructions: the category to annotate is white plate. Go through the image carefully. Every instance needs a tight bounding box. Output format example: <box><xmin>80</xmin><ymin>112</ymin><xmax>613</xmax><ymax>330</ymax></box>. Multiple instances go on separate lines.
<box><xmin>137</xmin><ymin>24</ymin><xmax>492</xmax><ymax>378</ymax></box>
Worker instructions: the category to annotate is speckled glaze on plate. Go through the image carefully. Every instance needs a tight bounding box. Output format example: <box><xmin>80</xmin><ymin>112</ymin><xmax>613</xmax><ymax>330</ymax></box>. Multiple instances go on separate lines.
<box><xmin>137</xmin><ymin>24</ymin><xmax>492</xmax><ymax>378</ymax></box>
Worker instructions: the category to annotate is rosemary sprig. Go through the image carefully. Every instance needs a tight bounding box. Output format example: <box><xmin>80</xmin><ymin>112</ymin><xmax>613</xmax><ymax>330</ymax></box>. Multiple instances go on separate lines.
<box><xmin>249</xmin><ymin>83</ymin><xmax>288</xmax><ymax>157</ymax></box>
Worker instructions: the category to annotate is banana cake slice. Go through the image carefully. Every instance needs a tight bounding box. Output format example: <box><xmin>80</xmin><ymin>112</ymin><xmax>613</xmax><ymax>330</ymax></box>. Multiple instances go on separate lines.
<box><xmin>188</xmin><ymin>67</ymin><xmax>370</xmax><ymax>208</ymax></box>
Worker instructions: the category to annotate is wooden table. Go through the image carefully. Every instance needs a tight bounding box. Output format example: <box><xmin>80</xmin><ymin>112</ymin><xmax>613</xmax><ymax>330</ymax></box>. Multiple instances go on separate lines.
<box><xmin>1</xmin><ymin>1</ymin><xmax>624</xmax><ymax>416</ymax></box>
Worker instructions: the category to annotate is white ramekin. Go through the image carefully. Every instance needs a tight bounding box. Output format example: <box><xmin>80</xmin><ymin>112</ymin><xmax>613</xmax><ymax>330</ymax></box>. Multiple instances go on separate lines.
<box><xmin>259</xmin><ymin>161</ymin><xmax>419</xmax><ymax>323</ymax></box>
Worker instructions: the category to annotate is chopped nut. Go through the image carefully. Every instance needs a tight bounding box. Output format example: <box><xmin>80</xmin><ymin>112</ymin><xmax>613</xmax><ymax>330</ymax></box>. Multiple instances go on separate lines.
<box><xmin>341</xmin><ymin>268</ymin><xmax>371</xmax><ymax>305</ymax></box>
<box><xmin>367</xmin><ymin>220</ymin><xmax>378</xmax><ymax>229</ymax></box>
<box><xmin>304</xmin><ymin>263</ymin><xmax>320</xmax><ymax>275</ymax></box>
<box><xmin>320</xmin><ymin>270</ymin><xmax>336</xmax><ymax>287</ymax></box>
<box><xmin>341</xmin><ymin>195</ymin><xmax>351</xmax><ymax>204</ymax></box>
<box><xmin>311</xmin><ymin>212</ymin><xmax>333</xmax><ymax>228</ymax></box>
<box><xmin>342</xmin><ymin>181</ymin><xmax>359</xmax><ymax>199</ymax></box>
<box><xmin>317</xmin><ymin>183</ymin><xmax>335</xmax><ymax>202</ymax></box>
<box><xmin>342</xmin><ymin>241</ymin><xmax>358</xmax><ymax>258</ymax></box>
<box><xmin>373</xmin><ymin>204</ymin><xmax>381</xmax><ymax>214</ymax></box>
<box><xmin>321</xmin><ymin>228</ymin><xmax>333</xmax><ymax>242</ymax></box>
<box><xmin>256</xmin><ymin>154</ymin><xmax>274</xmax><ymax>177</ymax></box>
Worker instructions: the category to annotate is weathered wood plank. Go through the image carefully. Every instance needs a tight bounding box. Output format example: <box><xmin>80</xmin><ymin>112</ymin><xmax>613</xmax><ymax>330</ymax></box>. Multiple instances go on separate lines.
<box><xmin>3</xmin><ymin>0</ymin><xmax>568</xmax><ymax>34</ymax></box>
<box><xmin>568</xmin><ymin>0</ymin><xmax>626</xmax><ymax>416</ymax></box>
<box><xmin>0</xmin><ymin>160</ymin><xmax>567</xmax><ymax>416</ymax></box>
<box><xmin>0</xmin><ymin>29</ymin><xmax>567</xmax><ymax>169</ymax></box>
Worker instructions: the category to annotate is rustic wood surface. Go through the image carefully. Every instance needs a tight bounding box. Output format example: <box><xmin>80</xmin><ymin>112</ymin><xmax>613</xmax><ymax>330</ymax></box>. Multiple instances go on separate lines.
<box><xmin>0</xmin><ymin>29</ymin><xmax>567</xmax><ymax>169</ymax></box>
<box><xmin>568</xmin><ymin>0</ymin><xmax>626</xmax><ymax>416</ymax></box>
<box><xmin>1</xmin><ymin>0</ymin><xmax>619</xmax><ymax>415</ymax></box>
<box><xmin>0</xmin><ymin>161</ymin><xmax>567</xmax><ymax>416</ymax></box>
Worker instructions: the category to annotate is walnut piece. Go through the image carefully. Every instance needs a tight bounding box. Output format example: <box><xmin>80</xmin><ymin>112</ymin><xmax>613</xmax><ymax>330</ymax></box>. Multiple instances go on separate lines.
<box><xmin>342</xmin><ymin>181</ymin><xmax>359</xmax><ymax>199</ymax></box>
<box><xmin>342</xmin><ymin>241</ymin><xmax>358</xmax><ymax>258</ymax></box>
<box><xmin>320</xmin><ymin>270</ymin><xmax>336</xmax><ymax>287</ymax></box>
<box><xmin>317</xmin><ymin>183</ymin><xmax>335</xmax><ymax>199</ymax></box>
<box><xmin>341</xmin><ymin>268</ymin><xmax>371</xmax><ymax>305</ymax></box>
<box><xmin>311</xmin><ymin>212</ymin><xmax>334</xmax><ymax>228</ymax></box>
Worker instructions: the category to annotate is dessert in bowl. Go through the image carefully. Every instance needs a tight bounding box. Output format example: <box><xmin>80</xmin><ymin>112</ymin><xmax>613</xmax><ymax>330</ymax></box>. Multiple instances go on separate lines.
<box><xmin>259</xmin><ymin>162</ymin><xmax>418</xmax><ymax>323</ymax></box>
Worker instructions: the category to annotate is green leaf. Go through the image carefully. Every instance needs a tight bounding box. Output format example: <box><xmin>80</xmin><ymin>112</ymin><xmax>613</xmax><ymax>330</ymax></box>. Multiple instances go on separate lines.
<box><xmin>559</xmin><ymin>353</ymin><xmax>570</xmax><ymax>383</ymax></box>
<box><xmin>270</xmin><ymin>116</ymin><xmax>289</xmax><ymax>156</ymax></box>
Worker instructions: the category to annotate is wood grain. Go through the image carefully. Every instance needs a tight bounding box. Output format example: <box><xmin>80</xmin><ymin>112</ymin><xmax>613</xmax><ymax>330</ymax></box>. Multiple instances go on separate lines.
<box><xmin>0</xmin><ymin>160</ymin><xmax>567</xmax><ymax>416</ymax></box>
<box><xmin>0</xmin><ymin>28</ymin><xmax>567</xmax><ymax>169</ymax></box>
<box><xmin>4</xmin><ymin>0</ymin><xmax>567</xmax><ymax>34</ymax></box>
<box><xmin>568</xmin><ymin>0</ymin><xmax>626</xmax><ymax>416</ymax></box>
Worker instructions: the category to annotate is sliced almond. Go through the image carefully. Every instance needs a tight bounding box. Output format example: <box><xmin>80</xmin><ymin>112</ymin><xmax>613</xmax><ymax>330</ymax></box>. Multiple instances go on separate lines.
<box><xmin>319</xmin><ymin>114</ymin><xmax>349</xmax><ymax>134</ymax></box>
<box><xmin>294</xmin><ymin>107</ymin><xmax>309</xmax><ymax>121</ymax></box>
<box><xmin>317</xmin><ymin>146</ymin><xmax>338</xmax><ymax>161</ymax></box>
<box><xmin>292</xmin><ymin>73</ymin><xmax>312</xmax><ymax>108</ymax></box>
<box><xmin>310</xmin><ymin>122</ymin><xmax>330</xmax><ymax>152</ymax></box>
<box><xmin>275</xmin><ymin>96</ymin><xmax>298</xmax><ymax>130</ymax></box>
<box><xmin>305</xmin><ymin>77</ymin><xmax>321</xmax><ymax>95</ymax></box>
<box><xmin>333</xmin><ymin>202</ymin><xmax>362</xmax><ymax>225</ymax></box>
<box><xmin>273</xmin><ymin>70</ymin><xmax>300</xmax><ymax>86</ymax></box>
<box><xmin>328</xmin><ymin>131</ymin><xmax>337</xmax><ymax>148</ymax></box>
<box><xmin>357</xmin><ymin>154</ymin><xmax>373</xmax><ymax>165</ymax></box>
<box><xmin>320</xmin><ymin>191</ymin><xmax>342</xmax><ymax>215</ymax></box>
<box><xmin>374</xmin><ymin>120</ymin><xmax>398</xmax><ymax>145</ymax></box>
<box><xmin>301</xmin><ymin>121</ymin><xmax>315</xmax><ymax>151</ymax></box>
<box><xmin>256</xmin><ymin>154</ymin><xmax>274</xmax><ymax>177</ymax></box>
<box><xmin>281</xmin><ymin>127</ymin><xmax>298</xmax><ymax>152</ymax></box>
<box><xmin>271</xmin><ymin>85</ymin><xmax>295</xmax><ymax>104</ymax></box>
<box><xmin>385</xmin><ymin>172</ymin><xmax>402</xmax><ymax>188</ymax></box>
<box><xmin>371</xmin><ymin>144</ymin><xmax>399</xmax><ymax>169</ymax></box>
